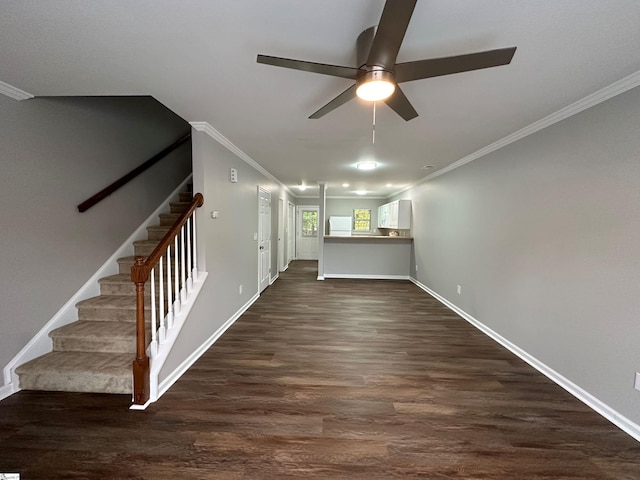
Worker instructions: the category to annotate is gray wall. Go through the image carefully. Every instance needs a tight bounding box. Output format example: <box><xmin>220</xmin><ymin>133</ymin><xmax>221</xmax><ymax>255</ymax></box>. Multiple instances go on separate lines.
<box><xmin>0</xmin><ymin>95</ymin><xmax>191</xmax><ymax>371</ymax></box>
<box><xmin>160</xmin><ymin>128</ymin><xmax>292</xmax><ymax>379</ymax></box>
<box><xmin>400</xmin><ymin>86</ymin><xmax>640</xmax><ymax>425</ymax></box>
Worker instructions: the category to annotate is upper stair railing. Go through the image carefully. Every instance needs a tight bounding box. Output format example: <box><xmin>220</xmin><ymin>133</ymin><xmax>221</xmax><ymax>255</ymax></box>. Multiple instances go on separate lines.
<box><xmin>77</xmin><ymin>133</ymin><xmax>191</xmax><ymax>213</ymax></box>
<box><xmin>130</xmin><ymin>192</ymin><xmax>204</xmax><ymax>405</ymax></box>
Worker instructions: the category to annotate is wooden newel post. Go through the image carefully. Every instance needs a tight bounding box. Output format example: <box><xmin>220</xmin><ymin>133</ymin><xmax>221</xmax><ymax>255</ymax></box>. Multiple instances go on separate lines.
<box><xmin>131</xmin><ymin>256</ymin><xmax>150</xmax><ymax>405</ymax></box>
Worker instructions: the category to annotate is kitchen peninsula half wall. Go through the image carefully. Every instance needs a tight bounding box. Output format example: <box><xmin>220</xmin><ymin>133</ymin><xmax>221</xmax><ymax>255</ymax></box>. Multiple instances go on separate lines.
<box><xmin>323</xmin><ymin>235</ymin><xmax>412</xmax><ymax>279</ymax></box>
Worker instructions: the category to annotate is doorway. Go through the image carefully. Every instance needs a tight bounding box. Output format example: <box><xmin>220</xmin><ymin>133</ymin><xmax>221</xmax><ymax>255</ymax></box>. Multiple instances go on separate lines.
<box><xmin>278</xmin><ymin>198</ymin><xmax>285</xmax><ymax>272</ymax></box>
<box><xmin>296</xmin><ymin>205</ymin><xmax>319</xmax><ymax>260</ymax></box>
<box><xmin>258</xmin><ymin>187</ymin><xmax>271</xmax><ymax>292</ymax></box>
<box><xmin>287</xmin><ymin>201</ymin><xmax>295</xmax><ymax>264</ymax></box>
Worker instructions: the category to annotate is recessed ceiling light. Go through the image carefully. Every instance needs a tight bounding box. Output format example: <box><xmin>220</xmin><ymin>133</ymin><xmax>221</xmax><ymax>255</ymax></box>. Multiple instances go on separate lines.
<box><xmin>357</xmin><ymin>162</ymin><xmax>377</xmax><ymax>170</ymax></box>
<box><xmin>342</xmin><ymin>183</ymin><xmax>349</xmax><ymax>187</ymax></box>
<box><xmin>422</xmin><ymin>165</ymin><xmax>434</xmax><ymax>170</ymax></box>
<box><xmin>297</xmin><ymin>184</ymin><xmax>307</xmax><ymax>191</ymax></box>
<box><xmin>355</xmin><ymin>190</ymin><xmax>367</xmax><ymax>195</ymax></box>
<box><xmin>386</xmin><ymin>183</ymin><xmax>392</xmax><ymax>187</ymax></box>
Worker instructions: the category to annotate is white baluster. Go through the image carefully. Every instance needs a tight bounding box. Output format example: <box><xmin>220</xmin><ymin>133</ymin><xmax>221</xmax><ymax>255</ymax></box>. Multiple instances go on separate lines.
<box><xmin>149</xmin><ymin>266</ymin><xmax>158</xmax><ymax>358</ymax></box>
<box><xmin>173</xmin><ymin>235</ymin><xmax>181</xmax><ymax>314</ymax></box>
<box><xmin>180</xmin><ymin>225</ymin><xmax>187</xmax><ymax>304</ymax></box>
<box><xmin>186</xmin><ymin>216</ymin><xmax>193</xmax><ymax>294</ymax></box>
<box><xmin>158</xmin><ymin>255</ymin><xmax>166</xmax><ymax>344</ymax></box>
<box><xmin>166</xmin><ymin>245</ymin><xmax>174</xmax><ymax>329</ymax></box>
<box><xmin>192</xmin><ymin>209</ymin><xmax>198</xmax><ymax>282</ymax></box>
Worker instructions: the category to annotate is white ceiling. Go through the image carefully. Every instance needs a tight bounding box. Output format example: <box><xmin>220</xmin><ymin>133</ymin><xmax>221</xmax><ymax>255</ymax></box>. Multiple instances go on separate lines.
<box><xmin>2</xmin><ymin>1</ymin><xmax>640</xmax><ymax>198</ymax></box>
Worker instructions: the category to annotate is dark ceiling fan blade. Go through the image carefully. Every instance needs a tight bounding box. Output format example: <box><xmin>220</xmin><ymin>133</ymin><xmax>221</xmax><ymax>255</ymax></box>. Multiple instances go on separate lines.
<box><xmin>257</xmin><ymin>54</ymin><xmax>358</xmax><ymax>79</ymax></box>
<box><xmin>384</xmin><ymin>85</ymin><xmax>418</xmax><ymax>121</ymax></box>
<box><xmin>366</xmin><ymin>0</ymin><xmax>417</xmax><ymax>69</ymax></box>
<box><xmin>394</xmin><ymin>47</ymin><xmax>517</xmax><ymax>83</ymax></box>
<box><xmin>309</xmin><ymin>84</ymin><xmax>357</xmax><ymax>119</ymax></box>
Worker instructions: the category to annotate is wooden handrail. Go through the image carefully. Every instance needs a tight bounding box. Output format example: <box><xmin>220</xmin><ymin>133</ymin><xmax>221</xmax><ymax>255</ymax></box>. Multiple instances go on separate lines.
<box><xmin>131</xmin><ymin>192</ymin><xmax>204</xmax><ymax>405</ymax></box>
<box><xmin>77</xmin><ymin>132</ymin><xmax>191</xmax><ymax>213</ymax></box>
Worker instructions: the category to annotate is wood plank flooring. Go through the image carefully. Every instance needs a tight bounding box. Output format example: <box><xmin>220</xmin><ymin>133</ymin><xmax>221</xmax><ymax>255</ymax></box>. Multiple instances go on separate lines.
<box><xmin>1</xmin><ymin>260</ymin><xmax>640</xmax><ymax>479</ymax></box>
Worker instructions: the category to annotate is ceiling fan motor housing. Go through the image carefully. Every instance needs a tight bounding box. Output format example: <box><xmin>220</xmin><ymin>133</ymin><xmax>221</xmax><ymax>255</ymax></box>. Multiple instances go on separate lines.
<box><xmin>356</xmin><ymin>26</ymin><xmax>377</xmax><ymax>68</ymax></box>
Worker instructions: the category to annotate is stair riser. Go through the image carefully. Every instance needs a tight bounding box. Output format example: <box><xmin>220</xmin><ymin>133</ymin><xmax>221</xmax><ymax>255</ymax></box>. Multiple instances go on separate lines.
<box><xmin>147</xmin><ymin>227</ymin><xmax>171</xmax><ymax>241</ymax></box>
<box><xmin>101</xmin><ymin>282</ymin><xmax>181</xmax><ymax>297</ymax></box>
<box><xmin>159</xmin><ymin>214</ymin><xmax>181</xmax><ymax>226</ymax></box>
<box><xmin>134</xmin><ymin>244</ymin><xmax>156</xmax><ymax>257</ymax></box>
<box><xmin>52</xmin><ymin>336</ymin><xmax>137</xmax><ymax>355</ymax></box>
<box><xmin>18</xmin><ymin>372</ymin><xmax>132</xmax><ymax>394</ymax></box>
<box><xmin>77</xmin><ymin>307</ymin><xmax>148</xmax><ymax>323</ymax></box>
<box><xmin>170</xmin><ymin>203</ymin><xmax>189</xmax><ymax>214</ymax></box>
<box><xmin>179</xmin><ymin>192</ymin><xmax>192</xmax><ymax>202</ymax></box>
<box><xmin>118</xmin><ymin>261</ymin><xmax>186</xmax><ymax>275</ymax></box>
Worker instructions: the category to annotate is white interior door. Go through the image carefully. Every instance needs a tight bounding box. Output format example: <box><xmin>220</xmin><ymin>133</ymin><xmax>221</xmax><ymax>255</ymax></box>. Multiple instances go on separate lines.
<box><xmin>287</xmin><ymin>201</ymin><xmax>295</xmax><ymax>263</ymax></box>
<box><xmin>296</xmin><ymin>205</ymin><xmax>319</xmax><ymax>260</ymax></box>
<box><xmin>258</xmin><ymin>187</ymin><xmax>271</xmax><ymax>292</ymax></box>
<box><xmin>278</xmin><ymin>198</ymin><xmax>285</xmax><ymax>272</ymax></box>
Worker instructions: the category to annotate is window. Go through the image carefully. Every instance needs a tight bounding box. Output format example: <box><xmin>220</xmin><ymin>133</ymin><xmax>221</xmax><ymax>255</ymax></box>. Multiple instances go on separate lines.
<box><xmin>301</xmin><ymin>210</ymin><xmax>318</xmax><ymax>236</ymax></box>
<box><xmin>353</xmin><ymin>209</ymin><xmax>371</xmax><ymax>232</ymax></box>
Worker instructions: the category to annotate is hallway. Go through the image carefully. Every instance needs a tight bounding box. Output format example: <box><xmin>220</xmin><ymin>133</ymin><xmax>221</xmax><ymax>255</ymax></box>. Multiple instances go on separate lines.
<box><xmin>1</xmin><ymin>260</ymin><xmax>639</xmax><ymax>478</ymax></box>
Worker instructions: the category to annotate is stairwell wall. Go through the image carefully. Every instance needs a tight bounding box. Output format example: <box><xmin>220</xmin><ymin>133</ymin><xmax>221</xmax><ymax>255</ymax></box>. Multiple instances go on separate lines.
<box><xmin>0</xmin><ymin>95</ymin><xmax>191</xmax><ymax>375</ymax></box>
<box><xmin>159</xmin><ymin>128</ymin><xmax>293</xmax><ymax>384</ymax></box>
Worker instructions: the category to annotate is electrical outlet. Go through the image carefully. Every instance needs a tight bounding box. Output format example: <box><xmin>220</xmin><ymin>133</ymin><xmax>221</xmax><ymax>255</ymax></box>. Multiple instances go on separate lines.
<box><xmin>239</xmin><ymin>284</ymin><xmax>243</xmax><ymax>295</ymax></box>
<box><xmin>634</xmin><ymin>372</ymin><xmax>640</xmax><ymax>391</ymax></box>
<box><xmin>415</xmin><ymin>264</ymin><xmax>418</xmax><ymax>272</ymax></box>
<box><xmin>457</xmin><ymin>285</ymin><xmax>462</xmax><ymax>295</ymax></box>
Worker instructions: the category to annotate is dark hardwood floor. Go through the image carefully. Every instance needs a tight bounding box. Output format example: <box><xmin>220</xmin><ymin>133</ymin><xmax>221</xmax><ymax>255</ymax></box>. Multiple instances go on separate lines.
<box><xmin>1</xmin><ymin>260</ymin><xmax>640</xmax><ymax>479</ymax></box>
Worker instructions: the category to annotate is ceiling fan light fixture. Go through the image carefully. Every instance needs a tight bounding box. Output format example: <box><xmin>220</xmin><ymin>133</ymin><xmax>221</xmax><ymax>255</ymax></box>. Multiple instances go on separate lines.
<box><xmin>356</xmin><ymin>70</ymin><xmax>395</xmax><ymax>102</ymax></box>
<box><xmin>357</xmin><ymin>161</ymin><xmax>377</xmax><ymax>170</ymax></box>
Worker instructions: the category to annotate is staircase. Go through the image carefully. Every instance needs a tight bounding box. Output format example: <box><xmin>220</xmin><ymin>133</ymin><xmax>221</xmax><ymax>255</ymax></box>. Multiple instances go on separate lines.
<box><xmin>15</xmin><ymin>190</ymin><xmax>193</xmax><ymax>395</ymax></box>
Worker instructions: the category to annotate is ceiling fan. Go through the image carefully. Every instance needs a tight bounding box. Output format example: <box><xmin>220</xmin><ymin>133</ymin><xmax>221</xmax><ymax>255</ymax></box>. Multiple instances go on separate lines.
<box><xmin>257</xmin><ymin>0</ymin><xmax>516</xmax><ymax>121</ymax></box>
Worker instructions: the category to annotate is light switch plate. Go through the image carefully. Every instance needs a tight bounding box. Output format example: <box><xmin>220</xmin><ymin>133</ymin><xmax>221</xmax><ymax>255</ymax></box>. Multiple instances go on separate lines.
<box><xmin>634</xmin><ymin>372</ymin><xmax>640</xmax><ymax>391</ymax></box>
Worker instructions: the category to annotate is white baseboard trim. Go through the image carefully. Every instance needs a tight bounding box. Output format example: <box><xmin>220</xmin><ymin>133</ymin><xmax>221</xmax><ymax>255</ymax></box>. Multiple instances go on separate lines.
<box><xmin>410</xmin><ymin>277</ymin><xmax>640</xmax><ymax>443</ymax></box>
<box><xmin>151</xmin><ymin>291</ymin><xmax>260</xmax><ymax>406</ymax></box>
<box><xmin>317</xmin><ymin>275</ymin><xmax>325</xmax><ymax>281</ymax></box>
<box><xmin>270</xmin><ymin>273</ymin><xmax>279</xmax><ymax>285</ymax></box>
<box><xmin>0</xmin><ymin>382</ymin><xmax>16</xmax><ymax>402</ymax></box>
<box><xmin>324</xmin><ymin>274</ymin><xmax>410</xmax><ymax>280</ymax></box>
<box><xmin>0</xmin><ymin>80</ymin><xmax>34</xmax><ymax>100</ymax></box>
<box><xmin>2</xmin><ymin>175</ymin><xmax>193</xmax><ymax>393</ymax></box>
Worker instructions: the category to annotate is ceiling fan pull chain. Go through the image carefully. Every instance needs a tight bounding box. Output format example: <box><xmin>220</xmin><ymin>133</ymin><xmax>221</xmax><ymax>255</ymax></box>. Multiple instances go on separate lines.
<box><xmin>372</xmin><ymin>101</ymin><xmax>376</xmax><ymax>144</ymax></box>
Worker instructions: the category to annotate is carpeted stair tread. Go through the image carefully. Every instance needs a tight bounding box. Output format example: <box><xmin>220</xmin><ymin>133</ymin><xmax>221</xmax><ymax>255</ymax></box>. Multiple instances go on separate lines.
<box><xmin>117</xmin><ymin>256</ymin><xmax>138</xmax><ymax>273</ymax></box>
<box><xmin>16</xmin><ymin>351</ymin><xmax>132</xmax><ymax>394</ymax></box>
<box><xmin>76</xmin><ymin>295</ymin><xmax>149</xmax><ymax>322</ymax></box>
<box><xmin>99</xmin><ymin>273</ymin><xmax>181</xmax><ymax>297</ymax></box>
<box><xmin>133</xmin><ymin>239</ymin><xmax>161</xmax><ymax>256</ymax></box>
<box><xmin>49</xmin><ymin>321</ymin><xmax>145</xmax><ymax>354</ymax></box>
<box><xmin>77</xmin><ymin>294</ymin><xmax>140</xmax><ymax>310</ymax></box>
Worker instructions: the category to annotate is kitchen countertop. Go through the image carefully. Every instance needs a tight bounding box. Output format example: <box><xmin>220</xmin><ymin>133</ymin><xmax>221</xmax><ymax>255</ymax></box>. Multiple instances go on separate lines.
<box><xmin>324</xmin><ymin>235</ymin><xmax>413</xmax><ymax>240</ymax></box>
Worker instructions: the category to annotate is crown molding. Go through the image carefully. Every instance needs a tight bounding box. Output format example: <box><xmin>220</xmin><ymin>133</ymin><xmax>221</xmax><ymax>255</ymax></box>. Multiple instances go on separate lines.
<box><xmin>400</xmin><ymin>69</ymin><xmax>640</xmax><ymax>193</ymax></box>
<box><xmin>0</xmin><ymin>80</ymin><xmax>34</xmax><ymax>100</ymax></box>
<box><xmin>189</xmin><ymin>121</ymin><xmax>295</xmax><ymax>197</ymax></box>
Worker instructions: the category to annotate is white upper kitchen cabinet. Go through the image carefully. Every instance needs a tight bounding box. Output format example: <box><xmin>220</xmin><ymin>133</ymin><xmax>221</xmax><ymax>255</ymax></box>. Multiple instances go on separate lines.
<box><xmin>377</xmin><ymin>200</ymin><xmax>411</xmax><ymax>229</ymax></box>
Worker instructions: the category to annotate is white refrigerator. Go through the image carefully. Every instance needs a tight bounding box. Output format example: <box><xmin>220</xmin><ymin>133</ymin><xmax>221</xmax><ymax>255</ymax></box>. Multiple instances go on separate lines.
<box><xmin>328</xmin><ymin>216</ymin><xmax>352</xmax><ymax>236</ymax></box>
